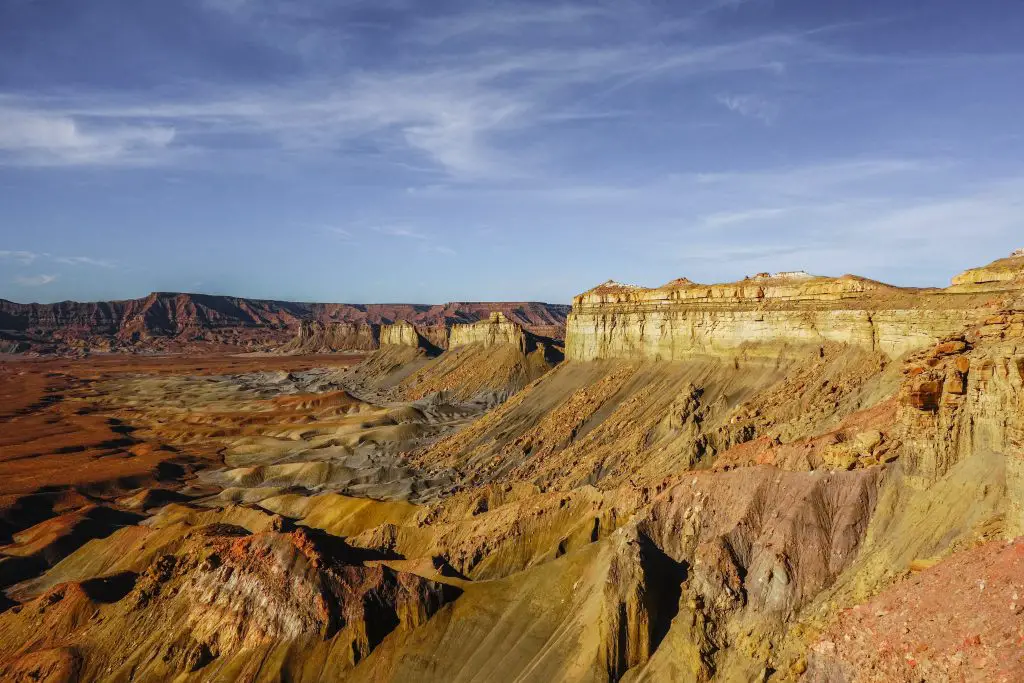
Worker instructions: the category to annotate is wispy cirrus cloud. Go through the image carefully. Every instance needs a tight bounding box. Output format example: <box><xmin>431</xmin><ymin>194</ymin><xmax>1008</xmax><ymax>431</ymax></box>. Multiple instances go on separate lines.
<box><xmin>373</xmin><ymin>225</ymin><xmax>427</xmax><ymax>240</ymax></box>
<box><xmin>14</xmin><ymin>274</ymin><xmax>58</xmax><ymax>287</ymax></box>
<box><xmin>0</xmin><ymin>10</ymin><xmax>838</xmax><ymax>178</ymax></box>
<box><xmin>388</xmin><ymin>153</ymin><xmax>1022</xmax><ymax>285</ymax></box>
<box><xmin>323</xmin><ymin>223</ymin><xmax>455</xmax><ymax>257</ymax></box>
<box><xmin>2</xmin><ymin>2</ymin><xmax>1020</xmax><ymax>181</ymax></box>
<box><xmin>653</xmin><ymin>164</ymin><xmax>1024</xmax><ymax>283</ymax></box>
<box><xmin>1</xmin><ymin>250</ymin><xmax>116</xmax><ymax>269</ymax></box>
<box><xmin>411</xmin><ymin>4</ymin><xmax>613</xmax><ymax>45</ymax></box>
<box><xmin>53</xmin><ymin>256</ymin><xmax>116</xmax><ymax>268</ymax></box>
<box><xmin>716</xmin><ymin>93</ymin><xmax>780</xmax><ymax>124</ymax></box>
<box><xmin>422</xmin><ymin>245</ymin><xmax>457</xmax><ymax>256</ymax></box>
<box><xmin>325</xmin><ymin>227</ymin><xmax>355</xmax><ymax>240</ymax></box>
<box><xmin>0</xmin><ymin>102</ymin><xmax>177</xmax><ymax>167</ymax></box>
<box><xmin>0</xmin><ymin>250</ymin><xmax>39</xmax><ymax>264</ymax></box>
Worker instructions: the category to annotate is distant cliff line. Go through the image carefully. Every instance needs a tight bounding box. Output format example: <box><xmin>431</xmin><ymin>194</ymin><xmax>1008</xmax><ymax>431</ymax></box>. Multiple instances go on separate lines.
<box><xmin>0</xmin><ymin>292</ymin><xmax>570</xmax><ymax>355</ymax></box>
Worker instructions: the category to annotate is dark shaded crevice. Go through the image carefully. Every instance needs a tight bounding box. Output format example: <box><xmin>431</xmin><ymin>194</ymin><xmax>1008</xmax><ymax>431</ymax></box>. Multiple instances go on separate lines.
<box><xmin>80</xmin><ymin>571</ymin><xmax>138</xmax><ymax>603</ymax></box>
<box><xmin>0</xmin><ymin>506</ymin><xmax>144</xmax><ymax>591</ymax></box>
<box><xmin>637</xmin><ymin>533</ymin><xmax>688</xmax><ymax>654</ymax></box>
<box><xmin>363</xmin><ymin>592</ymin><xmax>402</xmax><ymax>651</ymax></box>
<box><xmin>0</xmin><ymin>493</ymin><xmax>59</xmax><ymax>544</ymax></box>
<box><xmin>294</xmin><ymin>524</ymin><xmax>404</xmax><ymax>564</ymax></box>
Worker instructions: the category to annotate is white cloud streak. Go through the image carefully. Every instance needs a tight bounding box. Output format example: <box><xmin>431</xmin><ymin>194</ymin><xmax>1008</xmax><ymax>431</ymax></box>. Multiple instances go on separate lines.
<box><xmin>3</xmin><ymin>1</ymin><xmax>1019</xmax><ymax>188</ymax></box>
<box><xmin>325</xmin><ymin>227</ymin><xmax>355</xmax><ymax>240</ymax></box>
<box><xmin>53</xmin><ymin>256</ymin><xmax>116</xmax><ymax>268</ymax></box>
<box><xmin>667</xmin><ymin>169</ymin><xmax>1024</xmax><ymax>283</ymax></box>
<box><xmin>2</xmin><ymin>250</ymin><xmax>116</xmax><ymax>269</ymax></box>
<box><xmin>14</xmin><ymin>274</ymin><xmax>58</xmax><ymax>287</ymax></box>
<box><xmin>412</xmin><ymin>4</ymin><xmax>612</xmax><ymax>45</ymax></box>
<box><xmin>716</xmin><ymin>93</ymin><xmax>779</xmax><ymax>123</ymax></box>
<box><xmin>422</xmin><ymin>245</ymin><xmax>457</xmax><ymax>256</ymax></box>
<box><xmin>0</xmin><ymin>250</ymin><xmax>39</xmax><ymax>264</ymax></box>
<box><xmin>0</xmin><ymin>15</ymin><xmax>831</xmax><ymax>177</ymax></box>
<box><xmin>373</xmin><ymin>226</ymin><xmax>427</xmax><ymax>239</ymax></box>
<box><xmin>0</xmin><ymin>104</ymin><xmax>176</xmax><ymax>167</ymax></box>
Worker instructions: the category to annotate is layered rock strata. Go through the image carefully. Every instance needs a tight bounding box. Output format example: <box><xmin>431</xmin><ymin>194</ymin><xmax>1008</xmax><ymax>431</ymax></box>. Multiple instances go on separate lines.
<box><xmin>449</xmin><ymin>312</ymin><xmax>529</xmax><ymax>351</ymax></box>
<box><xmin>379</xmin><ymin>321</ymin><xmax>429</xmax><ymax>349</ymax></box>
<box><xmin>281</xmin><ymin>321</ymin><xmax>379</xmax><ymax>353</ymax></box>
<box><xmin>951</xmin><ymin>248</ymin><xmax>1024</xmax><ymax>287</ymax></box>
<box><xmin>567</xmin><ymin>253</ymin><xmax>1024</xmax><ymax>361</ymax></box>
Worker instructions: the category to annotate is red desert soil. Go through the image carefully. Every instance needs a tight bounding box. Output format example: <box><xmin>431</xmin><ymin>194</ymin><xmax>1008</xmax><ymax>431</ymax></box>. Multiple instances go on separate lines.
<box><xmin>0</xmin><ymin>354</ymin><xmax>362</xmax><ymax>528</ymax></box>
<box><xmin>808</xmin><ymin>538</ymin><xmax>1024</xmax><ymax>682</ymax></box>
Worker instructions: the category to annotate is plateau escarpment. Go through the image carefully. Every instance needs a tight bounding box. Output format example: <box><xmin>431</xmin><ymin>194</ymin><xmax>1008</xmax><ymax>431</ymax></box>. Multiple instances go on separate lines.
<box><xmin>567</xmin><ymin>252</ymin><xmax>1024</xmax><ymax>361</ymax></box>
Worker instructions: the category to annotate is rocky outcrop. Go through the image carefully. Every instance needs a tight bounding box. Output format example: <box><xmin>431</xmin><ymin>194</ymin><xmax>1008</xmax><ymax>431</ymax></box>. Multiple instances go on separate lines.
<box><xmin>379</xmin><ymin>321</ymin><xmax>428</xmax><ymax>349</ymax></box>
<box><xmin>0</xmin><ymin>520</ymin><xmax>460</xmax><ymax>681</ymax></box>
<box><xmin>951</xmin><ymin>248</ymin><xmax>1024</xmax><ymax>287</ymax></box>
<box><xmin>281</xmin><ymin>321</ymin><xmax>380</xmax><ymax>354</ymax></box>
<box><xmin>567</xmin><ymin>255</ymin><xmax>1024</xmax><ymax>362</ymax></box>
<box><xmin>449</xmin><ymin>312</ymin><xmax>529</xmax><ymax>351</ymax></box>
<box><xmin>0</xmin><ymin>334</ymin><xmax>29</xmax><ymax>354</ymax></box>
<box><xmin>890</xmin><ymin>314</ymin><xmax>1024</xmax><ymax>520</ymax></box>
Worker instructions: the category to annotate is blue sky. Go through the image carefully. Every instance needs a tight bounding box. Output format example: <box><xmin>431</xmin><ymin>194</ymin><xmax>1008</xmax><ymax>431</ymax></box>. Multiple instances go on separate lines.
<box><xmin>1</xmin><ymin>0</ymin><xmax>1022</xmax><ymax>304</ymax></box>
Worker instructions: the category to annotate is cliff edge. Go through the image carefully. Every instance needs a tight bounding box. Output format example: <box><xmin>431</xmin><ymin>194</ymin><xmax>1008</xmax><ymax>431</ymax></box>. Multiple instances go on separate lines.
<box><xmin>566</xmin><ymin>251</ymin><xmax>1024</xmax><ymax>361</ymax></box>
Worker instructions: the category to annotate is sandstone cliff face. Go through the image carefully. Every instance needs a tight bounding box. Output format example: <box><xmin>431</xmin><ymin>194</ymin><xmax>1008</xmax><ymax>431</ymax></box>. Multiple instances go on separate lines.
<box><xmin>379</xmin><ymin>321</ymin><xmax>425</xmax><ymax>348</ymax></box>
<box><xmin>951</xmin><ymin>249</ymin><xmax>1024</xmax><ymax>287</ymax></box>
<box><xmin>405</xmin><ymin>313</ymin><xmax>565</xmax><ymax>403</ymax></box>
<box><xmin>567</xmin><ymin>307</ymin><xmax>975</xmax><ymax>361</ymax></box>
<box><xmin>566</xmin><ymin>254</ymin><xmax>1024</xmax><ymax>362</ymax></box>
<box><xmin>281</xmin><ymin>320</ymin><xmax>379</xmax><ymax>354</ymax></box>
<box><xmin>449</xmin><ymin>312</ymin><xmax>528</xmax><ymax>351</ymax></box>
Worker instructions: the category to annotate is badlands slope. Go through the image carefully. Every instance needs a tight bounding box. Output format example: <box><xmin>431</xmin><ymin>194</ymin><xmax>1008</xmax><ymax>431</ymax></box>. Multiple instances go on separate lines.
<box><xmin>1</xmin><ymin>251</ymin><xmax>1023</xmax><ymax>682</ymax></box>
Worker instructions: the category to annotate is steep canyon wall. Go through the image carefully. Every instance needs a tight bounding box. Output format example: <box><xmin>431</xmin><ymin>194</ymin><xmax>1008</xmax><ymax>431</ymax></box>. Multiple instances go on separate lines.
<box><xmin>566</xmin><ymin>255</ymin><xmax>1024</xmax><ymax>362</ymax></box>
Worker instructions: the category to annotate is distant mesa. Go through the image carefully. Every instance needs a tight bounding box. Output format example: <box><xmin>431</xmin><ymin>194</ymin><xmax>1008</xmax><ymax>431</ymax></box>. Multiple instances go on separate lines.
<box><xmin>380</xmin><ymin>320</ymin><xmax>426</xmax><ymax>348</ymax></box>
<box><xmin>951</xmin><ymin>248</ymin><xmax>1024</xmax><ymax>287</ymax></box>
<box><xmin>379</xmin><ymin>320</ymin><xmax>441</xmax><ymax>355</ymax></box>
<box><xmin>750</xmin><ymin>270</ymin><xmax>816</xmax><ymax>281</ymax></box>
<box><xmin>449</xmin><ymin>312</ymin><xmax>527</xmax><ymax>351</ymax></box>
<box><xmin>280</xmin><ymin>320</ymin><xmax>379</xmax><ymax>354</ymax></box>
